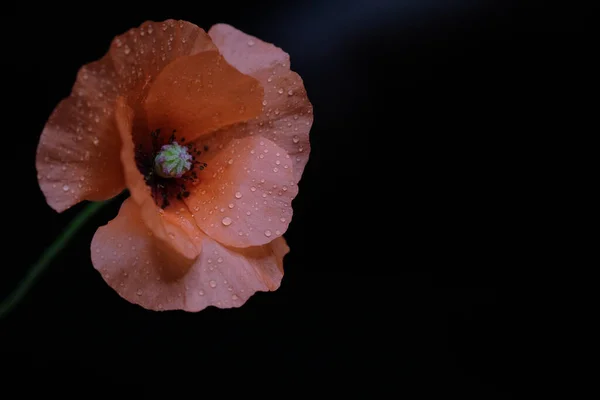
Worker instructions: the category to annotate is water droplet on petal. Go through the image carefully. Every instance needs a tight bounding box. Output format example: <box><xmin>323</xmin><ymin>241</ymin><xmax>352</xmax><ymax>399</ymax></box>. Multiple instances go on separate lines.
<box><xmin>136</xmin><ymin>289</ymin><xmax>143</xmax><ymax>296</ymax></box>
<box><xmin>235</xmin><ymin>191</ymin><xmax>243</xmax><ymax>199</ymax></box>
<box><xmin>264</xmin><ymin>230</ymin><xmax>272</xmax><ymax>237</ymax></box>
<box><xmin>209</xmin><ymin>280</ymin><xmax>217</xmax><ymax>288</ymax></box>
<box><xmin>221</xmin><ymin>217</ymin><xmax>232</xmax><ymax>226</ymax></box>
<box><xmin>293</xmin><ymin>135</ymin><xmax>300</xmax><ymax>143</ymax></box>
<box><xmin>62</xmin><ymin>185</ymin><xmax>70</xmax><ymax>191</ymax></box>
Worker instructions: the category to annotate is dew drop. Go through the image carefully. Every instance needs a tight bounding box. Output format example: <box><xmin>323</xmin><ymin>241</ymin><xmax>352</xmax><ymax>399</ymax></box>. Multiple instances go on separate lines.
<box><xmin>209</xmin><ymin>280</ymin><xmax>217</xmax><ymax>288</ymax></box>
<box><xmin>136</xmin><ymin>289</ymin><xmax>143</xmax><ymax>296</ymax></box>
<box><xmin>235</xmin><ymin>191</ymin><xmax>243</xmax><ymax>199</ymax></box>
<box><xmin>264</xmin><ymin>230</ymin><xmax>272</xmax><ymax>237</ymax></box>
<box><xmin>278</xmin><ymin>88</ymin><xmax>284</xmax><ymax>94</ymax></box>
<box><xmin>198</xmin><ymin>290</ymin><xmax>205</xmax><ymax>296</ymax></box>
<box><xmin>247</xmin><ymin>40</ymin><xmax>255</xmax><ymax>46</ymax></box>
<box><xmin>62</xmin><ymin>185</ymin><xmax>70</xmax><ymax>191</ymax></box>
<box><xmin>293</xmin><ymin>135</ymin><xmax>300</xmax><ymax>143</ymax></box>
<box><xmin>228</xmin><ymin>203</ymin><xmax>234</xmax><ymax>209</ymax></box>
<box><xmin>221</xmin><ymin>217</ymin><xmax>232</xmax><ymax>226</ymax></box>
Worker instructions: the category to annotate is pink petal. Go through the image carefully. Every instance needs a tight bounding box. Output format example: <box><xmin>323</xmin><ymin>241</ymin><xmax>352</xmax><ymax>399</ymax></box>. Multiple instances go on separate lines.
<box><xmin>108</xmin><ymin>19</ymin><xmax>217</xmax><ymax>110</ymax></box>
<box><xmin>184</xmin><ymin>135</ymin><xmax>298</xmax><ymax>248</ymax></box>
<box><xmin>36</xmin><ymin>57</ymin><xmax>125</xmax><ymax>212</ymax></box>
<box><xmin>144</xmin><ymin>51</ymin><xmax>263</xmax><ymax>143</ymax></box>
<box><xmin>91</xmin><ymin>198</ymin><xmax>288</xmax><ymax>312</ymax></box>
<box><xmin>208</xmin><ymin>24</ymin><xmax>314</xmax><ymax>183</ymax></box>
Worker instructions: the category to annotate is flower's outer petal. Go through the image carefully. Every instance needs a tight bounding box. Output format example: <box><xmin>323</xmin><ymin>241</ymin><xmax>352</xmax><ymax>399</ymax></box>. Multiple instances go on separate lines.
<box><xmin>91</xmin><ymin>198</ymin><xmax>288</xmax><ymax>312</ymax></box>
<box><xmin>208</xmin><ymin>24</ymin><xmax>313</xmax><ymax>183</ymax></box>
<box><xmin>115</xmin><ymin>96</ymin><xmax>202</xmax><ymax>261</ymax></box>
<box><xmin>184</xmin><ymin>135</ymin><xmax>297</xmax><ymax>248</ymax></box>
<box><xmin>36</xmin><ymin>60</ymin><xmax>125</xmax><ymax>212</ymax></box>
<box><xmin>36</xmin><ymin>20</ymin><xmax>217</xmax><ymax>213</ymax></box>
<box><xmin>109</xmin><ymin>20</ymin><xmax>217</xmax><ymax>116</ymax></box>
<box><xmin>144</xmin><ymin>51</ymin><xmax>263</xmax><ymax>142</ymax></box>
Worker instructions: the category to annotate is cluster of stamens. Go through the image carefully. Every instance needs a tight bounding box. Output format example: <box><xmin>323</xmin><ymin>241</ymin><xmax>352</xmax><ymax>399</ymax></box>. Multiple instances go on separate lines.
<box><xmin>135</xmin><ymin>129</ymin><xmax>208</xmax><ymax>209</ymax></box>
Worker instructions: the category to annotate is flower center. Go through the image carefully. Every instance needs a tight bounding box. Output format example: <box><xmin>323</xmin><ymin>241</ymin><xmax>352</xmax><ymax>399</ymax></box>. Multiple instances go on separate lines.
<box><xmin>135</xmin><ymin>129</ymin><xmax>208</xmax><ymax>209</ymax></box>
<box><xmin>154</xmin><ymin>141</ymin><xmax>192</xmax><ymax>178</ymax></box>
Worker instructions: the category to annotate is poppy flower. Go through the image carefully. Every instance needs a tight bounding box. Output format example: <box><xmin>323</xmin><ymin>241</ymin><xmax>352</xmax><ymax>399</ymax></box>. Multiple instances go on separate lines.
<box><xmin>35</xmin><ymin>20</ymin><xmax>313</xmax><ymax>311</ymax></box>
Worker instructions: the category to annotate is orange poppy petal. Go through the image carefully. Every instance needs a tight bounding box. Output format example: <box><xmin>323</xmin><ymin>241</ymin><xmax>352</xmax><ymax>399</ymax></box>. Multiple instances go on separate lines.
<box><xmin>36</xmin><ymin>60</ymin><xmax>125</xmax><ymax>212</ymax></box>
<box><xmin>115</xmin><ymin>96</ymin><xmax>202</xmax><ymax>261</ymax></box>
<box><xmin>144</xmin><ymin>51</ymin><xmax>263</xmax><ymax>143</ymax></box>
<box><xmin>208</xmin><ymin>24</ymin><xmax>314</xmax><ymax>183</ymax></box>
<box><xmin>108</xmin><ymin>19</ymin><xmax>217</xmax><ymax>114</ymax></box>
<box><xmin>36</xmin><ymin>20</ymin><xmax>219</xmax><ymax>213</ymax></box>
<box><xmin>183</xmin><ymin>135</ymin><xmax>298</xmax><ymax>248</ymax></box>
<box><xmin>91</xmin><ymin>198</ymin><xmax>288</xmax><ymax>312</ymax></box>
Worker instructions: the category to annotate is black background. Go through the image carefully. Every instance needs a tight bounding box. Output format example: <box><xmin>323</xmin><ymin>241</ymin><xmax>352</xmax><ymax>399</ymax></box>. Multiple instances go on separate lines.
<box><xmin>0</xmin><ymin>0</ymin><xmax>592</xmax><ymax>396</ymax></box>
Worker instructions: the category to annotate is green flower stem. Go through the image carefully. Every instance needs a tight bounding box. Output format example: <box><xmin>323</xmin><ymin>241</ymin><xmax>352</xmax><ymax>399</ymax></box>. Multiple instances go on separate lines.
<box><xmin>0</xmin><ymin>200</ymin><xmax>111</xmax><ymax>320</ymax></box>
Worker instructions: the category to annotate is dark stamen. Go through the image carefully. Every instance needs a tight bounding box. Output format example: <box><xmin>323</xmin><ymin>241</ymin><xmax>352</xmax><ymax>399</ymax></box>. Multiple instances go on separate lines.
<box><xmin>135</xmin><ymin>127</ymin><xmax>208</xmax><ymax>209</ymax></box>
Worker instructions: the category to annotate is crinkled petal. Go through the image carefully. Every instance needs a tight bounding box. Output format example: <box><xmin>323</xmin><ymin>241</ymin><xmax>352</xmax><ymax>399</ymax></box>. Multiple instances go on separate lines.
<box><xmin>91</xmin><ymin>198</ymin><xmax>288</xmax><ymax>312</ymax></box>
<box><xmin>144</xmin><ymin>51</ymin><xmax>263</xmax><ymax>143</ymax></box>
<box><xmin>115</xmin><ymin>96</ymin><xmax>201</xmax><ymax>260</ymax></box>
<box><xmin>209</xmin><ymin>23</ymin><xmax>313</xmax><ymax>183</ymax></box>
<box><xmin>109</xmin><ymin>20</ymin><xmax>217</xmax><ymax>117</ymax></box>
<box><xmin>184</xmin><ymin>135</ymin><xmax>298</xmax><ymax>248</ymax></box>
<box><xmin>36</xmin><ymin>19</ymin><xmax>217</xmax><ymax>212</ymax></box>
<box><xmin>36</xmin><ymin>59</ymin><xmax>125</xmax><ymax>212</ymax></box>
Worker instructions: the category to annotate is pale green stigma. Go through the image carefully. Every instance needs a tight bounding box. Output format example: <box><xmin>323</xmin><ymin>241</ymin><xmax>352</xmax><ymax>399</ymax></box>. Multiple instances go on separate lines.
<box><xmin>154</xmin><ymin>141</ymin><xmax>193</xmax><ymax>178</ymax></box>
